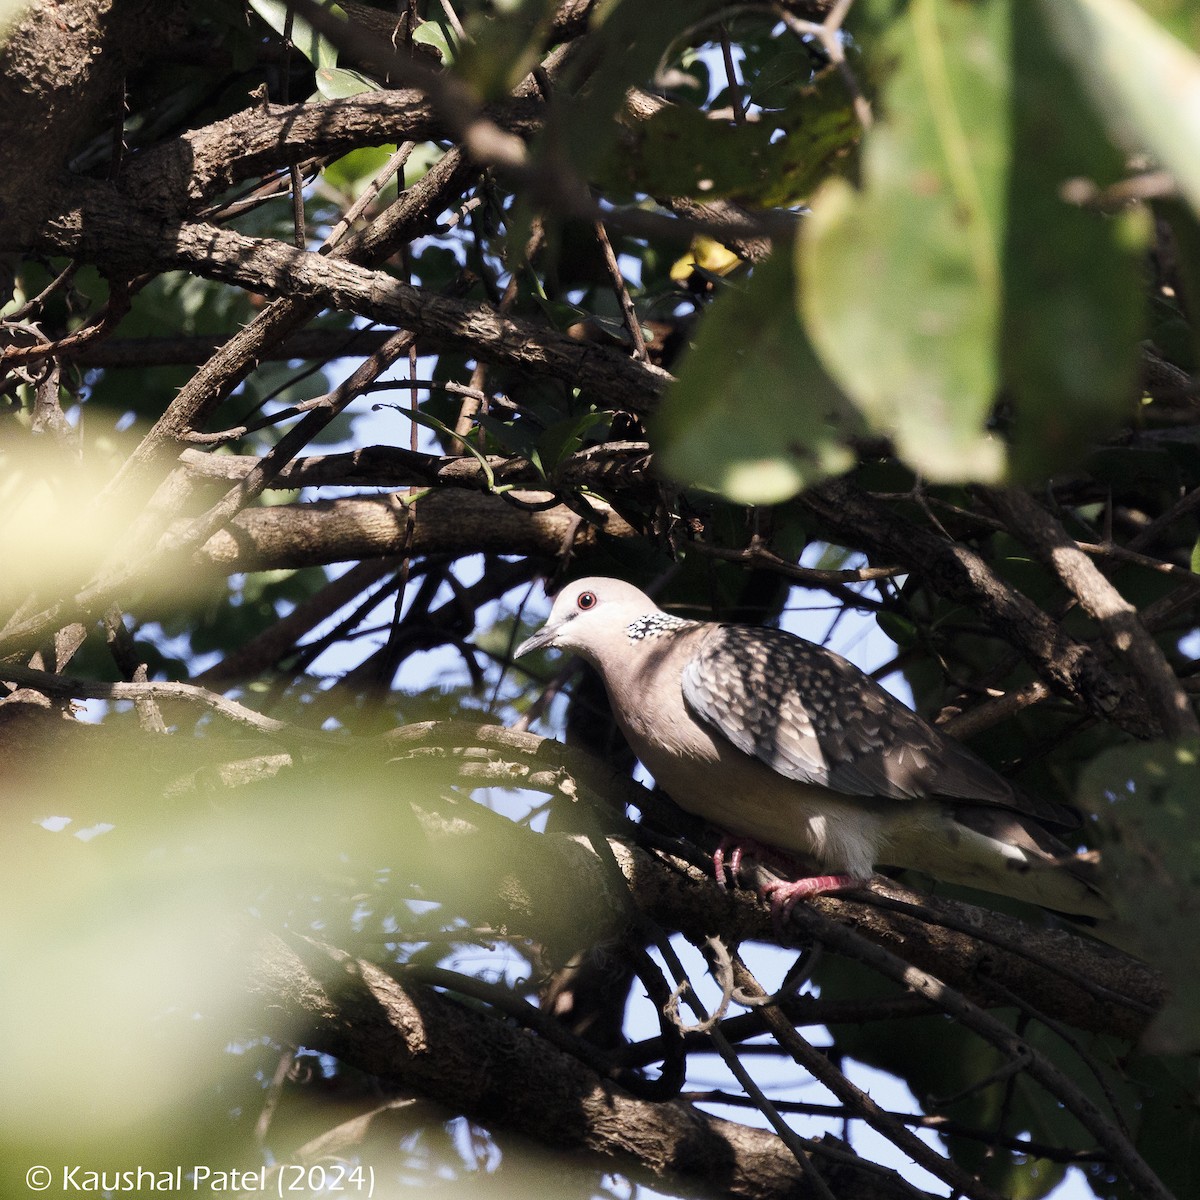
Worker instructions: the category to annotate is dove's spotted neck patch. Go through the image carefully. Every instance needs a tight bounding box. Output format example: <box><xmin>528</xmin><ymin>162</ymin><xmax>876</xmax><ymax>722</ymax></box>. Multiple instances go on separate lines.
<box><xmin>626</xmin><ymin>613</ymin><xmax>691</xmax><ymax>641</ymax></box>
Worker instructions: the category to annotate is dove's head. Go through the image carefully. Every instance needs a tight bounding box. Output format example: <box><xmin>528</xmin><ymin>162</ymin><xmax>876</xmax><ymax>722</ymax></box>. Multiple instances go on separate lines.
<box><xmin>514</xmin><ymin>577</ymin><xmax>664</xmax><ymax>667</ymax></box>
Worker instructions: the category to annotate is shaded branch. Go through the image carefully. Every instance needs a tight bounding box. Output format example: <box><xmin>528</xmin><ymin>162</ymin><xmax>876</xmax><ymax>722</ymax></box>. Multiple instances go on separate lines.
<box><xmin>121</xmin><ymin>90</ymin><xmax>543</xmax><ymax>212</ymax></box>
<box><xmin>41</xmin><ymin>190</ymin><xmax>671</xmax><ymax>412</ymax></box>
<box><xmin>247</xmin><ymin>927</ymin><xmax>932</xmax><ymax>1200</ymax></box>
<box><xmin>782</xmin><ymin>905</ymin><xmax>1175</xmax><ymax>1200</ymax></box>
<box><xmin>982</xmin><ymin>487</ymin><xmax>1198</xmax><ymax>738</ymax></box>
<box><xmin>799</xmin><ymin>478</ymin><xmax>1160</xmax><ymax>737</ymax></box>
<box><xmin>179</xmin><ymin>442</ymin><xmax>655</xmax><ymax>495</ymax></box>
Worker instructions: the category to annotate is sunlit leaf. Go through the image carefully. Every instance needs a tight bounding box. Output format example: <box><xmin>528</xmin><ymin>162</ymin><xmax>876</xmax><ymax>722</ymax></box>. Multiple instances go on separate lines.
<box><xmin>800</xmin><ymin>0</ymin><xmax>1008</xmax><ymax>481</ymax></box>
<box><xmin>1043</xmin><ymin>0</ymin><xmax>1200</xmax><ymax>220</ymax></box>
<box><xmin>411</xmin><ymin>17</ymin><xmax>456</xmax><ymax>66</ymax></box>
<box><xmin>248</xmin><ymin>0</ymin><xmax>346</xmax><ymax>71</ymax></box>
<box><xmin>658</xmin><ymin>252</ymin><xmax>859</xmax><ymax>504</ymax></box>
<box><xmin>314</xmin><ymin>65</ymin><xmax>379</xmax><ymax>100</ymax></box>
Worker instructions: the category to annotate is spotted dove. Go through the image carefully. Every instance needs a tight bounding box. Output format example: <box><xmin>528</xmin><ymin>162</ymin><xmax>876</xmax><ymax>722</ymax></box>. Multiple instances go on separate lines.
<box><xmin>515</xmin><ymin>577</ymin><xmax>1110</xmax><ymax>921</ymax></box>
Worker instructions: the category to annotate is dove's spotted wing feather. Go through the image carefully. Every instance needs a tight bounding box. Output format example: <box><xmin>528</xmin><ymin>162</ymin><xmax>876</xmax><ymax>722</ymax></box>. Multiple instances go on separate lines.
<box><xmin>681</xmin><ymin>625</ymin><xmax>1075</xmax><ymax>828</ymax></box>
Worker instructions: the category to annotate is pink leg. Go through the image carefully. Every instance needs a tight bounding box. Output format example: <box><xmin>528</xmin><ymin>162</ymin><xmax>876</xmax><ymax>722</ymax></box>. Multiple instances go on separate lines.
<box><xmin>713</xmin><ymin>836</ymin><xmax>750</xmax><ymax>888</ymax></box>
<box><xmin>713</xmin><ymin>835</ymin><xmax>788</xmax><ymax>888</ymax></box>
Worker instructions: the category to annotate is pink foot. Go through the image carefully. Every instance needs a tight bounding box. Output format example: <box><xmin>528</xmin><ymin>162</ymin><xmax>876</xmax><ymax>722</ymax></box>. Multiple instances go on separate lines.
<box><xmin>761</xmin><ymin>873</ymin><xmax>864</xmax><ymax>927</ymax></box>
<box><xmin>711</xmin><ymin>837</ymin><xmax>864</xmax><ymax>923</ymax></box>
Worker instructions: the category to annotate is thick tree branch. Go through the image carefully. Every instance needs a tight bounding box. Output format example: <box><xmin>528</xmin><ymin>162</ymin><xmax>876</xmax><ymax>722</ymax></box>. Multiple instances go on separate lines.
<box><xmin>193</xmin><ymin>488</ymin><xmax>637</xmax><ymax>574</ymax></box>
<box><xmin>179</xmin><ymin>442</ymin><xmax>655</xmax><ymax>495</ymax></box>
<box><xmin>121</xmin><ymin>91</ymin><xmax>542</xmax><ymax>213</ymax></box>
<box><xmin>41</xmin><ymin>190</ymin><xmax>669</xmax><ymax>411</ymax></box>
<box><xmin>247</xmin><ymin>928</ymin><xmax>931</xmax><ymax>1200</ymax></box>
<box><xmin>0</xmin><ymin>0</ymin><xmax>184</xmax><ymax>244</ymax></box>
<box><xmin>374</xmin><ymin>724</ymin><xmax>1165</xmax><ymax>1044</ymax></box>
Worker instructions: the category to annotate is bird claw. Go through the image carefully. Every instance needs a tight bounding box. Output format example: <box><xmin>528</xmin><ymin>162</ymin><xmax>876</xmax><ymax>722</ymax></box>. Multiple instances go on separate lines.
<box><xmin>712</xmin><ymin>839</ymin><xmax>861</xmax><ymax>926</ymax></box>
<box><xmin>761</xmin><ymin>874</ymin><xmax>863</xmax><ymax>931</ymax></box>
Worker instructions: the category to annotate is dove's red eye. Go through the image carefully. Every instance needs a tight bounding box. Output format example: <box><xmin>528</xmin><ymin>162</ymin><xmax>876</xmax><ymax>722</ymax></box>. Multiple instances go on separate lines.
<box><xmin>577</xmin><ymin>591</ymin><xmax>597</xmax><ymax>611</ymax></box>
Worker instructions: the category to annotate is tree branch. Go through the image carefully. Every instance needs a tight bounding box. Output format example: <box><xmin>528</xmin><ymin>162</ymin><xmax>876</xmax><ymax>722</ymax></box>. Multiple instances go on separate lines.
<box><xmin>799</xmin><ymin>478</ymin><xmax>1160</xmax><ymax>737</ymax></box>
<box><xmin>121</xmin><ymin>91</ymin><xmax>543</xmax><ymax>212</ymax></box>
<box><xmin>246</xmin><ymin>927</ymin><xmax>933</xmax><ymax>1200</ymax></box>
<box><xmin>981</xmin><ymin>487</ymin><xmax>1198</xmax><ymax>738</ymax></box>
<box><xmin>179</xmin><ymin>441</ymin><xmax>655</xmax><ymax>495</ymax></box>
<box><xmin>193</xmin><ymin>488</ymin><xmax>637</xmax><ymax>574</ymax></box>
<box><xmin>41</xmin><ymin>190</ymin><xmax>670</xmax><ymax>412</ymax></box>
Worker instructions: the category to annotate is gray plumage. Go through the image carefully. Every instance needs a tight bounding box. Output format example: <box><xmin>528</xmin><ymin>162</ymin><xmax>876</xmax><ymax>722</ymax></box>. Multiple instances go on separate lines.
<box><xmin>516</xmin><ymin>577</ymin><xmax>1110</xmax><ymax>920</ymax></box>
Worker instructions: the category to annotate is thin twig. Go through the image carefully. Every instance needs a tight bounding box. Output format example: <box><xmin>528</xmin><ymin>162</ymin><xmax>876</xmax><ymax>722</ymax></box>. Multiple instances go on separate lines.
<box><xmin>729</xmin><ymin>951</ymin><xmax>1010</xmax><ymax>1200</ymax></box>
<box><xmin>0</xmin><ymin>661</ymin><xmax>299</xmax><ymax>737</ymax></box>
<box><xmin>322</xmin><ymin>141</ymin><xmax>416</xmax><ymax>251</ymax></box>
<box><xmin>681</xmin><ymin>1090</ymin><xmax>1106</xmax><ymax>1164</ymax></box>
<box><xmin>784</xmin><ymin>905</ymin><xmax>1176</xmax><ymax>1200</ymax></box>
<box><xmin>594</xmin><ymin>216</ymin><xmax>647</xmax><ymax>361</ymax></box>
<box><xmin>777</xmin><ymin>0</ymin><xmax>872</xmax><ymax>129</ymax></box>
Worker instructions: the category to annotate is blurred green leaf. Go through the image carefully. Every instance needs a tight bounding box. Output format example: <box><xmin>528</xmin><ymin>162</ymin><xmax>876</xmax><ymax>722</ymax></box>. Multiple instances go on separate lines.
<box><xmin>456</xmin><ymin>6</ymin><xmax>548</xmax><ymax>100</ymax></box>
<box><xmin>657</xmin><ymin>252</ymin><xmax>859</xmax><ymax>504</ymax></box>
<box><xmin>537</xmin><ymin>0</ymin><xmax>727</xmax><ymax>184</ymax></box>
<box><xmin>1043</xmin><ymin>0</ymin><xmax>1200</xmax><ymax>220</ymax></box>
<box><xmin>1002</xmin><ymin>0</ymin><xmax>1149</xmax><ymax>478</ymax></box>
<box><xmin>249</xmin><ymin>0</ymin><xmax>345</xmax><ymax>71</ymax></box>
<box><xmin>800</xmin><ymin>0</ymin><xmax>1009</xmax><ymax>482</ymax></box>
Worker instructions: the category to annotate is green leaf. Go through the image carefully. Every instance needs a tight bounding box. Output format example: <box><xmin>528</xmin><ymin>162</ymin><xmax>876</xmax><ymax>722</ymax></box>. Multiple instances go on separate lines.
<box><xmin>248</xmin><ymin>0</ymin><xmax>346</xmax><ymax>71</ymax></box>
<box><xmin>657</xmin><ymin>252</ymin><xmax>859</xmax><ymax>505</ymax></box>
<box><xmin>411</xmin><ymin>17</ymin><xmax>457</xmax><ymax>66</ymax></box>
<box><xmin>535</xmin><ymin>411</ymin><xmax>608</xmax><ymax>471</ymax></box>
<box><xmin>456</xmin><ymin>6</ymin><xmax>549</xmax><ymax>101</ymax></box>
<box><xmin>1079</xmin><ymin>739</ymin><xmax>1200</xmax><ymax>1053</ymax></box>
<box><xmin>1002</xmin><ymin>0</ymin><xmax>1149</xmax><ymax>478</ymax></box>
<box><xmin>599</xmin><ymin>71</ymin><xmax>858</xmax><ymax>207</ymax></box>
<box><xmin>314</xmin><ymin>65</ymin><xmax>379</xmax><ymax>100</ymax></box>
<box><xmin>323</xmin><ymin>143</ymin><xmax>397</xmax><ymax>195</ymax></box>
<box><xmin>800</xmin><ymin>0</ymin><xmax>1009</xmax><ymax>482</ymax></box>
<box><xmin>1043</xmin><ymin>0</ymin><xmax>1200</xmax><ymax>221</ymax></box>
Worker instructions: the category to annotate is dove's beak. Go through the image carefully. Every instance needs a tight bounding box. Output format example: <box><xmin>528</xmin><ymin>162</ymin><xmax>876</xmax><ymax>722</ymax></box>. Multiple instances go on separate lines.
<box><xmin>515</xmin><ymin>622</ymin><xmax>561</xmax><ymax>659</ymax></box>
